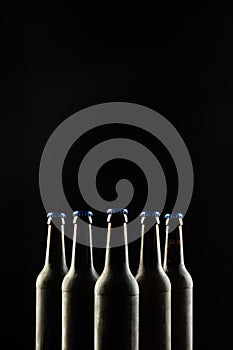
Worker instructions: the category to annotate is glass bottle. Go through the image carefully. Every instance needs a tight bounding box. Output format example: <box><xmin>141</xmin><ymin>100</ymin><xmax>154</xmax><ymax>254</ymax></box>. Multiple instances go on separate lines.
<box><xmin>62</xmin><ymin>210</ymin><xmax>99</xmax><ymax>350</ymax></box>
<box><xmin>163</xmin><ymin>213</ymin><xmax>193</xmax><ymax>350</ymax></box>
<box><xmin>94</xmin><ymin>208</ymin><xmax>139</xmax><ymax>350</ymax></box>
<box><xmin>36</xmin><ymin>212</ymin><xmax>68</xmax><ymax>350</ymax></box>
<box><xmin>136</xmin><ymin>211</ymin><xmax>171</xmax><ymax>350</ymax></box>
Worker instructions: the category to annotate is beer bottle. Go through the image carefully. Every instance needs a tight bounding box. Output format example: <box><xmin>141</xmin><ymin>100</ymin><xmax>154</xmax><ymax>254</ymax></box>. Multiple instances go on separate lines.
<box><xmin>135</xmin><ymin>211</ymin><xmax>171</xmax><ymax>350</ymax></box>
<box><xmin>94</xmin><ymin>208</ymin><xmax>139</xmax><ymax>350</ymax></box>
<box><xmin>163</xmin><ymin>213</ymin><xmax>193</xmax><ymax>350</ymax></box>
<box><xmin>35</xmin><ymin>212</ymin><xmax>68</xmax><ymax>350</ymax></box>
<box><xmin>62</xmin><ymin>210</ymin><xmax>99</xmax><ymax>350</ymax></box>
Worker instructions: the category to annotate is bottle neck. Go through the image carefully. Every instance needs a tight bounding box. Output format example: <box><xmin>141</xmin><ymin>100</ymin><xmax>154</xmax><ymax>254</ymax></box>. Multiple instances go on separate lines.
<box><xmin>71</xmin><ymin>220</ymin><xmax>95</xmax><ymax>271</ymax></box>
<box><xmin>138</xmin><ymin>222</ymin><xmax>162</xmax><ymax>273</ymax></box>
<box><xmin>163</xmin><ymin>224</ymin><xmax>185</xmax><ymax>270</ymax></box>
<box><xmin>104</xmin><ymin>222</ymin><xmax>129</xmax><ymax>272</ymax></box>
<box><xmin>44</xmin><ymin>222</ymin><xmax>67</xmax><ymax>270</ymax></box>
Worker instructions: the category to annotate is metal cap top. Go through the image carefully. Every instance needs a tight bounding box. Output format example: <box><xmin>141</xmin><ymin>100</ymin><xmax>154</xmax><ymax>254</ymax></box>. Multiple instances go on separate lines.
<box><xmin>73</xmin><ymin>210</ymin><xmax>93</xmax><ymax>224</ymax></box>
<box><xmin>140</xmin><ymin>211</ymin><xmax>160</xmax><ymax>217</ymax></box>
<box><xmin>47</xmin><ymin>212</ymin><xmax>66</xmax><ymax>225</ymax></box>
<box><xmin>107</xmin><ymin>208</ymin><xmax>128</xmax><ymax>224</ymax></box>
<box><xmin>73</xmin><ymin>211</ymin><xmax>93</xmax><ymax>217</ymax></box>
<box><xmin>47</xmin><ymin>212</ymin><xmax>66</xmax><ymax>218</ymax></box>
<box><xmin>107</xmin><ymin>208</ymin><xmax>128</xmax><ymax>215</ymax></box>
<box><xmin>140</xmin><ymin>211</ymin><xmax>160</xmax><ymax>224</ymax></box>
<box><xmin>164</xmin><ymin>213</ymin><xmax>183</xmax><ymax>219</ymax></box>
<box><xmin>165</xmin><ymin>213</ymin><xmax>183</xmax><ymax>226</ymax></box>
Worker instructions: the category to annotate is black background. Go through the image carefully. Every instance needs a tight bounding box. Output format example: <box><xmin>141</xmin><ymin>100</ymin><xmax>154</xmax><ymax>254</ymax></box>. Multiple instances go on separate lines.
<box><xmin>3</xmin><ymin>3</ymin><xmax>233</xmax><ymax>349</ymax></box>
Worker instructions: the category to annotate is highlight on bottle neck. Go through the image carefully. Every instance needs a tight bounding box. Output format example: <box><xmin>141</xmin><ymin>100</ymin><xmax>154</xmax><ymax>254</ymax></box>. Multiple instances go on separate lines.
<box><xmin>163</xmin><ymin>213</ymin><xmax>185</xmax><ymax>268</ymax></box>
<box><xmin>138</xmin><ymin>211</ymin><xmax>162</xmax><ymax>270</ymax></box>
<box><xmin>140</xmin><ymin>210</ymin><xmax>160</xmax><ymax>225</ymax></box>
<box><xmin>106</xmin><ymin>208</ymin><xmax>128</xmax><ymax>249</ymax></box>
<box><xmin>45</xmin><ymin>212</ymin><xmax>67</xmax><ymax>267</ymax></box>
<box><xmin>71</xmin><ymin>211</ymin><xmax>94</xmax><ymax>268</ymax></box>
<box><xmin>73</xmin><ymin>210</ymin><xmax>93</xmax><ymax>224</ymax></box>
<box><xmin>47</xmin><ymin>212</ymin><xmax>66</xmax><ymax>225</ymax></box>
<box><xmin>105</xmin><ymin>208</ymin><xmax>129</xmax><ymax>268</ymax></box>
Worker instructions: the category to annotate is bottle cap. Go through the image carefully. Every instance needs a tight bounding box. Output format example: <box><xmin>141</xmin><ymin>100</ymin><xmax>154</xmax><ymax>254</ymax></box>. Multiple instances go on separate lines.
<box><xmin>47</xmin><ymin>212</ymin><xmax>66</xmax><ymax>218</ymax></box>
<box><xmin>164</xmin><ymin>213</ymin><xmax>183</xmax><ymax>219</ymax></box>
<box><xmin>73</xmin><ymin>210</ymin><xmax>93</xmax><ymax>224</ymax></box>
<box><xmin>73</xmin><ymin>211</ymin><xmax>93</xmax><ymax>217</ymax></box>
<box><xmin>107</xmin><ymin>208</ymin><xmax>128</xmax><ymax>224</ymax></box>
<box><xmin>107</xmin><ymin>208</ymin><xmax>128</xmax><ymax>215</ymax></box>
<box><xmin>164</xmin><ymin>213</ymin><xmax>183</xmax><ymax>225</ymax></box>
<box><xmin>140</xmin><ymin>211</ymin><xmax>160</xmax><ymax>217</ymax></box>
<box><xmin>140</xmin><ymin>211</ymin><xmax>160</xmax><ymax>224</ymax></box>
<box><xmin>47</xmin><ymin>212</ymin><xmax>66</xmax><ymax>225</ymax></box>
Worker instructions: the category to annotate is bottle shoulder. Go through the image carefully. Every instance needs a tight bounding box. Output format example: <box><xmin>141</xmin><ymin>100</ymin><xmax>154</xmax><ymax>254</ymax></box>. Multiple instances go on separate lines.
<box><xmin>136</xmin><ymin>267</ymin><xmax>171</xmax><ymax>292</ymax></box>
<box><xmin>36</xmin><ymin>265</ymin><xmax>68</xmax><ymax>288</ymax></box>
<box><xmin>165</xmin><ymin>265</ymin><xmax>193</xmax><ymax>288</ymax></box>
<box><xmin>95</xmin><ymin>268</ymin><xmax>139</xmax><ymax>296</ymax></box>
<box><xmin>62</xmin><ymin>268</ymin><xmax>99</xmax><ymax>291</ymax></box>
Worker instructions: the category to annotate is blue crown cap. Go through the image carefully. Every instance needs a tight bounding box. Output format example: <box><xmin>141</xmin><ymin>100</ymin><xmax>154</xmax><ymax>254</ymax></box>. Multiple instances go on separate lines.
<box><xmin>164</xmin><ymin>213</ymin><xmax>183</xmax><ymax>219</ymax></box>
<box><xmin>140</xmin><ymin>211</ymin><xmax>160</xmax><ymax>217</ymax></box>
<box><xmin>107</xmin><ymin>208</ymin><xmax>128</xmax><ymax>215</ymax></box>
<box><xmin>47</xmin><ymin>212</ymin><xmax>66</xmax><ymax>218</ymax></box>
<box><xmin>73</xmin><ymin>211</ymin><xmax>93</xmax><ymax>217</ymax></box>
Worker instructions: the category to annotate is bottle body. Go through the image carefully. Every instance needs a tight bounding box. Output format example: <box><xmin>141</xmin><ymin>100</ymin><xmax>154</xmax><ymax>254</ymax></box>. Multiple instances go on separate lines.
<box><xmin>95</xmin><ymin>269</ymin><xmax>139</xmax><ymax>350</ymax></box>
<box><xmin>165</xmin><ymin>259</ymin><xmax>193</xmax><ymax>350</ymax></box>
<box><xmin>62</xmin><ymin>211</ymin><xmax>98</xmax><ymax>350</ymax></box>
<box><xmin>136</xmin><ymin>212</ymin><xmax>171</xmax><ymax>350</ymax></box>
<box><xmin>94</xmin><ymin>209</ymin><xmax>139</xmax><ymax>350</ymax></box>
<box><xmin>36</xmin><ymin>266</ymin><xmax>67</xmax><ymax>349</ymax></box>
<box><xmin>163</xmin><ymin>214</ymin><xmax>193</xmax><ymax>350</ymax></box>
<box><xmin>62</xmin><ymin>269</ymin><xmax>98</xmax><ymax>349</ymax></box>
<box><xmin>35</xmin><ymin>213</ymin><xmax>68</xmax><ymax>350</ymax></box>
<box><xmin>136</xmin><ymin>273</ymin><xmax>171</xmax><ymax>350</ymax></box>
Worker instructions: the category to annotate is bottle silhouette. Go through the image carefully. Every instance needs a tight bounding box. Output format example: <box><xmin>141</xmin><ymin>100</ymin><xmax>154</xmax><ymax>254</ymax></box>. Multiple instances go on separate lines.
<box><xmin>136</xmin><ymin>211</ymin><xmax>171</xmax><ymax>350</ymax></box>
<box><xmin>94</xmin><ymin>208</ymin><xmax>139</xmax><ymax>350</ymax></box>
<box><xmin>35</xmin><ymin>212</ymin><xmax>68</xmax><ymax>350</ymax></box>
<box><xmin>62</xmin><ymin>210</ymin><xmax>99</xmax><ymax>350</ymax></box>
<box><xmin>163</xmin><ymin>213</ymin><xmax>193</xmax><ymax>350</ymax></box>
